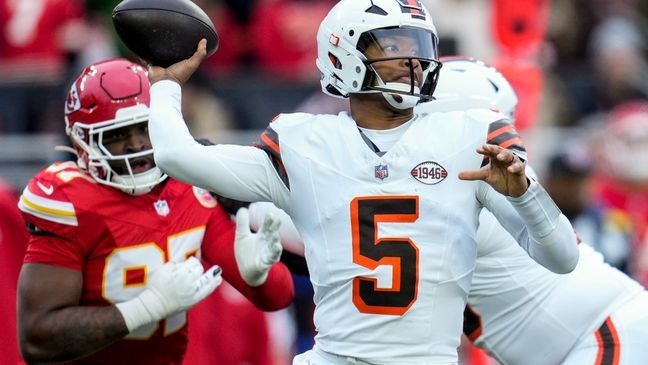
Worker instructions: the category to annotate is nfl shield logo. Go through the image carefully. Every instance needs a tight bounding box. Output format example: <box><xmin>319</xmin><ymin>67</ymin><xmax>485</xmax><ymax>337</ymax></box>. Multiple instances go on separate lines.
<box><xmin>154</xmin><ymin>200</ymin><xmax>170</xmax><ymax>216</ymax></box>
<box><xmin>375</xmin><ymin>164</ymin><xmax>389</xmax><ymax>180</ymax></box>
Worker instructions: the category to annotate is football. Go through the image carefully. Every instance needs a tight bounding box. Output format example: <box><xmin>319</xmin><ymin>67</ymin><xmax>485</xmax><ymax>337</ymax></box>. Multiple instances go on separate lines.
<box><xmin>112</xmin><ymin>0</ymin><xmax>219</xmax><ymax>67</ymax></box>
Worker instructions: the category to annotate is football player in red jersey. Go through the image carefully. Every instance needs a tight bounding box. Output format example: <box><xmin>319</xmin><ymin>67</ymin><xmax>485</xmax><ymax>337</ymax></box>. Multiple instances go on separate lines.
<box><xmin>16</xmin><ymin>58</ymin><xmax>294</xmax><ymax>365</ymax></box>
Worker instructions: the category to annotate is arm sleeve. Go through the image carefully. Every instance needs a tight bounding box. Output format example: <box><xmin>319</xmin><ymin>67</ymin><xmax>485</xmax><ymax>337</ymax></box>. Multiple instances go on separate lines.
<box><xmin>148</xmin><ymin>81</ymin><xmax>290</xmax><ymax>208</ymax></box>
<box><xmin>479</xmin><ymin>178</ymin><xmax>579</xmax><ymax>274</ymax></box>
<box><xmin>201</xmin><ymin>206</ymin><xmax>294</xmax><ymax>311</ymax></box>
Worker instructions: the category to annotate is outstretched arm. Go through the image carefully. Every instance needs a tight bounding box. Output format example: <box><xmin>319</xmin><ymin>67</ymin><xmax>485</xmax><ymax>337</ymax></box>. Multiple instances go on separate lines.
<box><xmin>147</xmin><ymin>41</ymin><xmax>289</xmax><ymax>207</ymax></box>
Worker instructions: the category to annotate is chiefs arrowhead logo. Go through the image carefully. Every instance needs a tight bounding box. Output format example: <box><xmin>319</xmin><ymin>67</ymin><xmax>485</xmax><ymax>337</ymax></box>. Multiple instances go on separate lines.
<box><xmin>65</xmin><ymin>84</ymin><xmax>81</xmax><ymax>114</ymax></box>
<box><xmin>411</xmin><ymin>161</ymin><xmax>448</xmax><ymax>185</ymax></box>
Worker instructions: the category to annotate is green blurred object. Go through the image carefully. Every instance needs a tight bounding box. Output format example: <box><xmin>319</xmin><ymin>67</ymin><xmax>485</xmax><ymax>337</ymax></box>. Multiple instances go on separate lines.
<box><xmin>86</xmin><ymin>0</ymin><xmax>139</xmax><ymax>59</ymax></box>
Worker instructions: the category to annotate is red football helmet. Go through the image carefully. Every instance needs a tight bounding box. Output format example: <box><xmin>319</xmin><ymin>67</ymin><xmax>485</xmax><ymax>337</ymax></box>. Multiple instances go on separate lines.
<box><xmin>600</xmin><ymin>100</ymin><xmax>648</xmax><ymax>182</ymax></box>
<box><xmin>64</xmin><ymin>58</ymin><xmax>166</xmax><ymax>195</ymax></box>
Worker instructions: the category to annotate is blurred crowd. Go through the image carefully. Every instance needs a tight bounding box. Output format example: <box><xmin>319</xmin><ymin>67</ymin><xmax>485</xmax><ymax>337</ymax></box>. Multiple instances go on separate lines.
<box><xmin>0</xmin><ymin>0</ymin><xmax>646</xmax><ymax>132</ymax></box>
<box><xmin>0</xmin><ymin>0</ymin><xmax>647</xmax><ymax>364</ymax></box>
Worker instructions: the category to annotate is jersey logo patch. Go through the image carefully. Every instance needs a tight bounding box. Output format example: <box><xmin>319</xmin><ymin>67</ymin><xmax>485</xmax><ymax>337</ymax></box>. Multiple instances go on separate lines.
<box><xmin>193</xmin><ymin>187</ymin><xmax>218</xmax><ymax>208</ymax></box>
<box><xmin>411</xmin><ymin>161</ymin><xmax>447</xmax><ymax>185</ymax></box>
<box><xmin>375</xmin><ymin>164</ymin><xmax>389</xmax><ymax>180</ymax></box>
<box><xmin>154</xmin><ymin>199</ymin><xmax>170</xmax><ymax>216</ymax></box>
<box><xmin>37</xmin><ymin>181</ymin><xmax>54</xmax><ymax>195</ymax></box>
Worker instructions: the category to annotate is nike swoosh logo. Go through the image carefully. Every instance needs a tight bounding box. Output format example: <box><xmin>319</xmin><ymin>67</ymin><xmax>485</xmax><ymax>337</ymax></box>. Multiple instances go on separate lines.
<box><xmin>37</xmin><ymin>181</ymin><xmax>54</xmax><ymax>195</ymax></box>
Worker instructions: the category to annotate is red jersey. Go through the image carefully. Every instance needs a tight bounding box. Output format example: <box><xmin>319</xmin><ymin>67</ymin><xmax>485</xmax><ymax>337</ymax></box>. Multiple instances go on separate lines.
<box><xmin>592</xmin><ymin>177</ymin><xmax>648</xmax><ymax>235</ymax></box>
<box><xmin>18</xmin><ymin>161</ymin><xmax>293</xmax><ymax>365</ymax></box>
<box><xmin>0</xmin><ymin>180</ymin><xmax>28</xmax><ymax>364</ymax></box>
<box><xmin>184</xmin><ymin>282</ymin><xmax>272</xmax><ymax>365</ymax></box>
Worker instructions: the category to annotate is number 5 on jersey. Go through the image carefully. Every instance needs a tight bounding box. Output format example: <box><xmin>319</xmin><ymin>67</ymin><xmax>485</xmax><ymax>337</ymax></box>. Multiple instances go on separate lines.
<box><xmin>351</xmin><ymin>196</ymin><xmax>419</xmax><ymax>315</ymax></box>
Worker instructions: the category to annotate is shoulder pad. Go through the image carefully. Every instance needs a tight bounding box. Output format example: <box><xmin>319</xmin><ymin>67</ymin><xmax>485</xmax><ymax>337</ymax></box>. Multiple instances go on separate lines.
<box><xmin>270</xmin><ymin>112</ymin><xmax>317</xmax><ymax>128</ymax></box>
<box><xmin>17</xmin><ymin>162</ymin><xmax>90</xmax><ymax>227</ymax></box>
<box><xmin>465</xmin><ymin>108</ymin><xmax>510</xmax><ymax>125</ymax></box>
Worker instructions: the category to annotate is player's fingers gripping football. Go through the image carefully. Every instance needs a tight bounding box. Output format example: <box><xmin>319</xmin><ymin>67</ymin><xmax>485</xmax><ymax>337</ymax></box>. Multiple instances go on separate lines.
<box><xmin>148</xmin><ymin>38</ymin><xmax>207</xmax><ymax>86</ymax></box>
<box><xmin>235</xmin><ymin>207</ymin><xmax>283</xmax><ymax>287</ymax></box>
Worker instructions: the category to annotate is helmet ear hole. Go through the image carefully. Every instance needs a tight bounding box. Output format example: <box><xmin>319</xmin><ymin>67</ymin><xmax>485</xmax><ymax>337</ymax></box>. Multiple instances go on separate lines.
<box><xmin>329</xmin><ymin>53</ymin><xmax>342</xmax><ymax>69</ymax></box>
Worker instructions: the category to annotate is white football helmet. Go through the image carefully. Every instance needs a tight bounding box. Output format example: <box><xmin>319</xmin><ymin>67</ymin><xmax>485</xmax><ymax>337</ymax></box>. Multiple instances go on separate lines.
<box><xmin>64</xmin><ymin>58</ymin><xmax>167</xmax><ymax>195</ymax></box>
<box><xmin>417</xmin><ymin>56</ymin><xmax>518</xmax><ymax>119</ymax></box>
<box><xmin>316</xmin><ymin>0</ymin><xmax>442</xmax><ymax>109</ymax></box>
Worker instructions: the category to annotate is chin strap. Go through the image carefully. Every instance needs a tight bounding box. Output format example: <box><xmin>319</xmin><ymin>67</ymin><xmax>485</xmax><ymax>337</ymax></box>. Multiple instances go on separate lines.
<box><xmin>112</xmin><ymin>167</ymin><xmax>167</xmax><ymax>196</ymax></box>
<box><xmin>373</xmin><ymin>72</ymin><xmax>421</xmax><ymax>109</ymax></box>
<box><xmin>381</xmin><ymin>82</ymin><xmax>421</xmax><ymax>109</ymax></box>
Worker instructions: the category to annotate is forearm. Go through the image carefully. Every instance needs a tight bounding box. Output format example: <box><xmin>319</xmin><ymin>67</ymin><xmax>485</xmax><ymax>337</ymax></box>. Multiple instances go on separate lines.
<box><xmin>240</xmin><ymin>263</ymin><xmax>295</xmax><ymax>311</ymax></box>
<box><xmin>484</xmin><ymin>179</ymin><xmax>579</xmax><ymax>273</ymax></box>
<box><xmin>522</xmin><ymin>214</ymin><xmax>580</xmax><ymax>273</ymax></box>
<box><xmin>20</xmin><ymin>305</ymin><xmax>128</xmax><ymax>363</ymax></box>
<box><xmin>506</xmin><ymin>180</ymin><xmax>579</xmax><ymax>273</ymax></box>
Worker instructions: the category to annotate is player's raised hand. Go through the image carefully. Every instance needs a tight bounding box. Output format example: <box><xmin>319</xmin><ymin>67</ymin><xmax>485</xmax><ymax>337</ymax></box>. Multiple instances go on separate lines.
<box><xmin>148</xmin><ymin>39</ymin><xmax>208</xmax><ymax>86</ymax></box>
<box><xmin>235</xmin><ymin>207</ymin><xmax>283</xmax><ymax>287</ymax></box>
<box><xmin>458</xmin><ymin>144</ymin><xmax>528</xmax><ymax>197</ymax></box>
<box><xmin>116</xmin><ymin>256</ymin><xmax>222</xmax><ymax>332</ymax></box>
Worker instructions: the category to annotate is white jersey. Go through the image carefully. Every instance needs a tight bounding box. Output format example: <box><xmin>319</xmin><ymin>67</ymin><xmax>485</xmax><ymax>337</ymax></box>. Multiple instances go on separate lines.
<box><xmin>148</xmin><ymin>81</ymin><xmax>579</xmax><ymax>365</ymax></box>
<box><xmin>466</xmin><ymin>211</ymin><xmax>645</xmax><ymax>365</ymax></box>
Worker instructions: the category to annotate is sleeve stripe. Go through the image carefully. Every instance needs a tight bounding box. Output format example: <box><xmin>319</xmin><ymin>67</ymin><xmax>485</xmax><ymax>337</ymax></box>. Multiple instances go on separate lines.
<box><xmin>488</xmin><ymin>133</ymin><xmax>525</xmax><ymax>148</ymax></box>
<box><xmin>487</xmin><ymin>119</ymin><xmax>510</xmax><ymax>131</ymax></box>
<box><xmin>18</xmin><ymin>194</ymin><xmax>78</xmax><ymax>226</ymax></box>
<box><xmin>463</xmin><ymin>305</ymin><xmax>483</xmax><ymax>342</ymax></box>
<box><xmin>254</xmin><ymin>127</ymin><xmax>290</xmax><ymax>189</ymax></box>
<box><xmin>19</xmin><ymin>195</ymin><xmax>75</xmax><ymax>217</ymax></box>
<box><xmin>487</xmin><ymin>124</ymin><xmax>515</xmax><ymax>141</ymax></box>
<box><xmin>260</xmin><ymin>132</ymin><xmax>280</xmax><ymax>155</ymax></box>
<box><xmin>499</xmin><ymin>137</ymin><xmax>525</xmax><ymax>149</ymax></box>
<box><xmin>487</xmin><ymin>119</ymin><xmax>527</xmax><ymax>148</ymax></box>
<box><xmin>20</xmin><ymin>187</ymin><xmax>76</xmax><ymax>216</ymax></box>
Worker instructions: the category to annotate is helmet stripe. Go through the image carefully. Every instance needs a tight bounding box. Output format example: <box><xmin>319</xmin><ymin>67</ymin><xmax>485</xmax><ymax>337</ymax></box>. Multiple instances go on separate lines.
<box><xmin>396</xmin><ymin>0</ymin><xmax>426</xmax><ymax>20</ymax></box>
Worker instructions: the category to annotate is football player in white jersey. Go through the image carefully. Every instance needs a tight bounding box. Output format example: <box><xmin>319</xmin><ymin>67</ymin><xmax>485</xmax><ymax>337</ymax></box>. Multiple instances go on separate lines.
<box><xmin>418</xmin><ymin>57</ymin><xmax>648</xmax><ymax>365</ymax></box>
<box><xmin>146</xmin><ymin>1</ymin><xmax>579</xmax><ymax>364</ymax></box>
